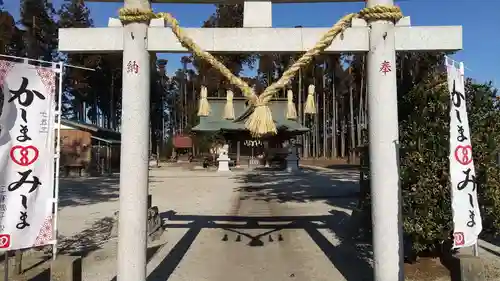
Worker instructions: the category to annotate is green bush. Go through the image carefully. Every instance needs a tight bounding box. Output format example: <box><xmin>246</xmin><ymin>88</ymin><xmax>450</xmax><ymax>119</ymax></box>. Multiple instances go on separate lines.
<box><xmin>467</xmin><ymin>82</ymin><xmax>500</xmax><ymax>235</ymax></box>
<box><xmin>359</xmin><ymin>73</ymin><xmax>500</xmax><ymax>255</ymax></box>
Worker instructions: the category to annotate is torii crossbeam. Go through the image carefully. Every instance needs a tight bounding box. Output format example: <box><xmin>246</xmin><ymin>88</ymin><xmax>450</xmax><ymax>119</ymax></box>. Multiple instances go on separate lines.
<box><xmin>58</xmin><ymin>1</ymin><xmax>462</xmax><ymax>281</ymax></box>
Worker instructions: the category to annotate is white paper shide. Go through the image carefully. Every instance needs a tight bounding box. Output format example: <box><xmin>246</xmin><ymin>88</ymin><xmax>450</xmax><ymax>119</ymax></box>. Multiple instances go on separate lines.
<box><xmin>446</xmin><ymin>58</ymin><xmax>482</xmax><ymax>248</ymax></box>
<box><xmin>0</xmin><ymin>60</ymin><xmax>56</xmax><ymax>250</ymax></box>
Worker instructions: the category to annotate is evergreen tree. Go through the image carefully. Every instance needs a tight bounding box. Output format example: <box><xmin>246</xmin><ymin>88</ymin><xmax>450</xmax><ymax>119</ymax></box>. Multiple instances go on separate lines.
<box><xmin>358</xmin><ymin>56</ymin><xmax>500</xmax><ymax>255</ymax></box>
<box><xmin>191</xmin><ymin>4</ymin><xmax>256</xmax><ymax>98</ymax></box>
<box><xmin>58</xmin><ymin>0</ymin><xmax>124</xmax><ymax>128</ymax></box>
<box><xmin>0</xmin><ymin>9</ymin><xmax>25</xmax><ymax>56</ymax></box>
<box><xmin>20</xmin><ymin>0</ymin><xmax>58</xmax><ymax>61</ymax></box>
<box><xmin>58</xmin><ymin>0</ymin><xmax>95</xmax><ymax>121</ymax></box>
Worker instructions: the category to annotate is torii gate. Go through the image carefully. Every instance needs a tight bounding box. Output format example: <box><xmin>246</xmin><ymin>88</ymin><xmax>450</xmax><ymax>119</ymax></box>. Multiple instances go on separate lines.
<box><xmin>58</xmin><ymin>1</ymin><xmax>462</xmax><ymax>281</ymax></box>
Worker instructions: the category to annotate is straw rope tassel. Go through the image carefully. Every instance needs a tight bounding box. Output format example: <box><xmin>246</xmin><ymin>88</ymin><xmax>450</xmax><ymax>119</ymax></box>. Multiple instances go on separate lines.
<box><xmin>118</xmin><ymin>5</ymin><xmax>403</xmax><ymax>136</ymax></box>
<box><xmin>197</xmin><ymin>86</ymin><xmax>210</xmax><ymax>116</ymax></box>
<box><xmin>304</xmin><ymin>84</ymin><xmax>316</xmax><ymax>114</ymax></box>
<box><xmin>224</xmin><ymin>89</ymin><xmax>235</xmax><ymax>120</ymax></box>
<box><xmin>286</xmin><ymin>89</ymin><xmax>298</xmax><ymax>120</ymax></box>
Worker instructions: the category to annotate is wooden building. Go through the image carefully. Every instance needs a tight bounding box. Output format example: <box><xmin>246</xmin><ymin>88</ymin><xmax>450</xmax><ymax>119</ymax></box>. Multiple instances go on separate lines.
<box><xmin>58</xmin><ymin>119</ymin><xmax>121</xmax><ymax>176</ymax></box>
<box><xmin>192</xmin><ymin>98</ymin><xmax>308</xmax><ymax>165</ymax></box>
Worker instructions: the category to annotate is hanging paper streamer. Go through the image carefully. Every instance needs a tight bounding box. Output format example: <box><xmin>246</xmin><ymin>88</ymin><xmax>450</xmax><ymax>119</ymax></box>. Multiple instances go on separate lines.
<box><xmin>286</xmin><ymin>89</ymin><xmax>297</xmax><ymax>120</ymax></box>
<box><xmin>446</xmin><ymin>57</ymin><xmax>482</xmax><ymax>249</ymax></box>
<box><xmin>223</xmin><ymin>89</ymin><xmax>235</xmax><ymax>120</ymax></box>
<box><xmin>304</xmin><ymin>84</ymin><xmax>316</xmax><ymax>114</ymax></box>
<box><xmin>197</xmin><ymin>86</ymin><xmax>210</xmax><ymax>116</ymax></box>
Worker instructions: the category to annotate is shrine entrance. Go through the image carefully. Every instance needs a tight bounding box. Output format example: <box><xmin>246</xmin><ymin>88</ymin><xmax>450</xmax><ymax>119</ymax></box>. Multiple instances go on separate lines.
<box><xmin>58</xmin><ymin>0</ymin><xmax>462</xmax><ymax>280</ymax></box>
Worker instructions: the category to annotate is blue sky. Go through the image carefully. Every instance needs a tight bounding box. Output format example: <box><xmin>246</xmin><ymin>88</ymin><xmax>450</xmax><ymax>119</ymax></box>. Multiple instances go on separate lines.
<box><xmin>4</xmin><ymin>0</ymin><xmax>499</xmax><ymax>88</ymax></box>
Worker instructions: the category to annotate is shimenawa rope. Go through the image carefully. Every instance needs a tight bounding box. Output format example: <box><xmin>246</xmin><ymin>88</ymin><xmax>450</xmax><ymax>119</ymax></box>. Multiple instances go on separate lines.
<box><xmin>118</xmin><ymin>5</ymin><xmax>403</xmax><ymax>136</ymax></box>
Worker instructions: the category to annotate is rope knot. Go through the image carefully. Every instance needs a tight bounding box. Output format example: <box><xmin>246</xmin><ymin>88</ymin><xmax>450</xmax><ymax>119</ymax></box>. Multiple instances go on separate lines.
<box><xmin>119</xmin><ymin>8</ymin><xmax>156</xmax><ymax>23</ymax></box>
<box><xmin>359</xmin><ymin>5</ymin><xmax>403</xmax><ymax>22</ymax></box>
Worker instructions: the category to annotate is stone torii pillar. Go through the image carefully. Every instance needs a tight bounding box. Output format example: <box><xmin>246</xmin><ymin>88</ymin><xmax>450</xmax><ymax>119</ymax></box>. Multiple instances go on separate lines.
<box><xmin>118</xmin><ymin>0</ymin><xmax>151</xmax><ymax>280</ymax></box>
<box><xmin>366</xmin><ymin>0</ymin><xmax>402</xmax><ymax>280</ymax></box>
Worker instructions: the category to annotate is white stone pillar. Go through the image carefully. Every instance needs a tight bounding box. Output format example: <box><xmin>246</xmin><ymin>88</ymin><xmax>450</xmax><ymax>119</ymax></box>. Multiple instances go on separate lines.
<box><xmin>243</xmin><ymin>1</ymin><xmax>272</xmax><ymax>28</ymax></box>
<box><xmin>117</xmin><ymin>0</ymin><xmax>150</xmax><ymax>280</ymax></box>
<box><xmin>366</xmin><ymin>0</ymin><xmax>403</xmax><ymax>281</ymax></box>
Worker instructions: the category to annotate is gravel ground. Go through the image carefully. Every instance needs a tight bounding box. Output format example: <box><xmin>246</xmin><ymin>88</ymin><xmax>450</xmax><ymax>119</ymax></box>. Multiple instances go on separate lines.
<box><xmin>3</xmin><ymin>164</ymin><xmax>499</xmax><ymax>281</ymax></box>
<box><xmin>50</xmin><ymin>165</ymin><xmax>366</xmax><ymax>281</ymax></box>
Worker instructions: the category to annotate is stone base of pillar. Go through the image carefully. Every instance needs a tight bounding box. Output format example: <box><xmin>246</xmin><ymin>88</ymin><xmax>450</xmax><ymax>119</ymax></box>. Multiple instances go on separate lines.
<box><xmin>147</xmin><ymin>206</ymin><xmax>164</xmax><ymax>243</ymax></box>
<box><xmin>110</xmin><ymin>205</ymin><xmax>164</xmax><ymax>243</ymax></box>
<box><xmin>51</xmin><ymin>255</ymin><xmax>82</xmax><ymax>281</ymax></box>
<box><xmin>446</xmin><ymin>254</ymin><xmax>485</xmax><ymax>281</ymax></box>
<box><xmin>217</xmin><ymin>156</ymin><xmax>231</xmax><ymax>172</ymax></box>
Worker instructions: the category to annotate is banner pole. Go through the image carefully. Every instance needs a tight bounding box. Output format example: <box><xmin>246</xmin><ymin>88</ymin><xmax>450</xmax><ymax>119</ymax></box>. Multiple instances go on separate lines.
<box><xmin>3</xmin><ymin>251</ymin><xmax>8</xmax><ymax>281</ymax></box>
<box><xmin>52</xmin><ymin>62</ymin><xmax>64</xmax><ymax>261</ymax></box>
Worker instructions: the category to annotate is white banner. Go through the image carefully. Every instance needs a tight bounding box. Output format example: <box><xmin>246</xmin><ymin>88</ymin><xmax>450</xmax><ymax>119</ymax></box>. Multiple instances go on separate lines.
<box><xmin>446</xmin><ymin>57</ymin><xmax>482</xmax><ymax>248</ymax></box>
<box><xmin>0</xmin><ymin>60</ymin><xmax>56</xmax><ymax>250</ymax></box>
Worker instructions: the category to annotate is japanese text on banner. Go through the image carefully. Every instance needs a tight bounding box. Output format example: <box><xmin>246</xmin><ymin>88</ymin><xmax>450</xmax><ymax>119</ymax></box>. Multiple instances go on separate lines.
<box><xmin>0</xmin><ymin>60</ymin><xmax>56</xmax><ymax>250</ymax></box>
<box><xmin>446</xmin><ymin>58</ymin><xmax>482</xmax><ymax>249</ymax></box>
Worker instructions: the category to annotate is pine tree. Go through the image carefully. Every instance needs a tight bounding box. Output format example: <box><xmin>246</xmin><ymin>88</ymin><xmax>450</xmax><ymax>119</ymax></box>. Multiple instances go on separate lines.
<box><xmin>191</xmin><ymin>4</ymin><xmax>256</xmax><ymax>98</ymax></box>
<box><xmin>0</xmin><ymin>9</ymin><xmax>25</xmax><ymax>56</ymax></box>
<box><xmin>19</xmin><ymin>0</ymin><xmax>58</xmax><ymax>61</ymax></box>
<box><xmin>57</xmin><ymin>0</ymin><xmax>95</xmax><ymax>120</ymax></box>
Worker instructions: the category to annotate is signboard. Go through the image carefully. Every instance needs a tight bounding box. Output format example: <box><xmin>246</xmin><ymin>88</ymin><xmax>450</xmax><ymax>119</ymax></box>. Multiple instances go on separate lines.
<box><xmin>446</xmin><ymin>57</ymin><xmax>482</xmax><ymax>248</ymax></box>
<box><xmin>0</xmin><ymin>60</ymin><xmax>56</xmax><ymax>250</ymax></box>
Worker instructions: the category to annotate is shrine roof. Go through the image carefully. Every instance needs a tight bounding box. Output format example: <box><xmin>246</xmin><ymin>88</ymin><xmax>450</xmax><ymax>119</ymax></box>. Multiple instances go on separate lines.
<box><xmin>192</xmin><ymin>98</ymin><xmax>308</xmax><ymax>133</ymax></box>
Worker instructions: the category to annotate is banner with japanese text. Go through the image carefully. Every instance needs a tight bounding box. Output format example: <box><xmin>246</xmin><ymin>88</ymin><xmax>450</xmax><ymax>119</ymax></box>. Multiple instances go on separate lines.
<box><xmin>446</xmin><ymin>57</ymin><xmax>482</xmax><ymax>248</ymax></box>
<box><xmin>0</xmin><ymin>60</ymin><xmax>56</xmax><ymax>250</ymax></box>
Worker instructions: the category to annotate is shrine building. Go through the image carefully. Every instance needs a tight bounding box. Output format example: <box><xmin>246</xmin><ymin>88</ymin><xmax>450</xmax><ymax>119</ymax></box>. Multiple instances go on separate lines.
<box><xmin>192</xmin><ymin>97</ymin><xmax>308</xmax><ymax>165</ymax></box>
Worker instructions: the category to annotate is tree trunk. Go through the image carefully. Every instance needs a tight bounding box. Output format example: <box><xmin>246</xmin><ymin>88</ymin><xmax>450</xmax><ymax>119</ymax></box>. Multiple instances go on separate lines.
<box><xmin>349</xmin><ymin>79</ymin><xmax>355</xmax><ymax>161</ymax></box>
<box><xmin>331</xmin><ymin>65</ymin><xmax>338</xmax><ymax>158</ymax></box>
<box><xmin>322</xmin><ymin>64</ymin><xmax>327</xmax><ymax>158</ymax></box>
<box><xmin>357</xmin><ymin>57</ymin><xmax>365</xmax><ymax>147</ymax></box>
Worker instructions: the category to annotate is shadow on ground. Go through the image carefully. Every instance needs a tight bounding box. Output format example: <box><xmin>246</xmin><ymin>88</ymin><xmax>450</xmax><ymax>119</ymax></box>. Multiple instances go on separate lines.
<box><xmin>136</xmin><ymin>167</ymin><xmax>373</xmax><ymax>281</ymax></box>
<box><xmin>57</xmin><ymin>216</ymin><xmax>115</xmax><ymax>257</ymax></box>
<box><xmin>58</xmin><ymin>176</ymin><xmax>120</xmax><ymax>207</ymax></box>
<box><xmin>234</xmin><ymin>168</ymin><xmax>360</xmax><ymax>209</ymax></box>
<box><xmin>480</xmin><ymin>233</ymin><xmax>500</xmax><ymax>249</ymax></box>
